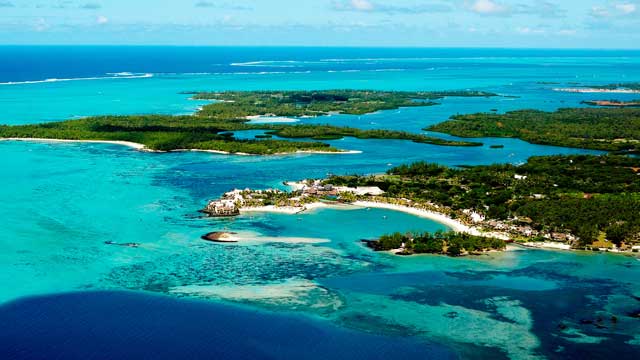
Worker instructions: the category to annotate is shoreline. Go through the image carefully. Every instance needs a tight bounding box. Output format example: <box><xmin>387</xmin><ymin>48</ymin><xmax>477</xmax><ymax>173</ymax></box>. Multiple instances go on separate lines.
<box><xmin>0</xmin><ymin>137</ymin><xmax>147</xmax><ymax>150</ymax></box>
<box><xmin>518</xmin><ymin>241</ymin><xmax>572</xmax><ymax>251</ymax></box>
<box><xmin>201</xmin><ymin>230</ymin><xmax>330</xmax><ymax>244</ymax></box>
<box><xmin>240</xmin><ymin>202</ymin><xmax>331</xmax><ymax>215</ymax></box>
<box><xmin>237</xmin><ymin>199</ymin><xmax>486</xmax><ymax>237</ymax></box>
<box><xmin>0</xmin><ymin>138</ymin><xmax>361</xmax><ymax>156</ymax></box>
<box><xmin>553</xmin><ymin>87</ymin><xmax>640</xmax><ymax>94</ymax></box>
<box><xmin>351</xmin><ymin>201</ymin><xmax>477</xmax><ymax>234</ymax></box>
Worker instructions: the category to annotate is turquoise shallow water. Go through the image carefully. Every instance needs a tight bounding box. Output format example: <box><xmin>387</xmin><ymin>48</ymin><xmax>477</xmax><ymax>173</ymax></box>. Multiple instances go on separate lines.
<box><xmin>1</xmin><ymin>47</ymin><xmax>640</xmax><ymax>359</ymax></box>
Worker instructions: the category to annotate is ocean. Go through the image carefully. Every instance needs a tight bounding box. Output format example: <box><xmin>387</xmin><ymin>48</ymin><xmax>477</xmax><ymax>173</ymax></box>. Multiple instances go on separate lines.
<box><xmin>0</xmin><ymin>46</ymin><xmax>639</xmax><ymax>359</ymax></box>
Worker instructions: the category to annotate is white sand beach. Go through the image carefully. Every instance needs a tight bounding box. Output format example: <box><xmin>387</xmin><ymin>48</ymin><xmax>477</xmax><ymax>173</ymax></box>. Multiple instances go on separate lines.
<box><xmin>240</xmin><ymin>199</ymin><xmax>488</xmax><ymax>237</ymax></box>
<box><xmin>206</xmin><ymin>230</ymin><xmax>330</xmax><ymax>244</ymax></box>
<box><xmin>292</xmin><ymin>150</ymin><xmax>363</xmax><ymax>155</ymax></box>
<box><xmin>520</xmin><ymin>241</ymin><xmax>572</xmax><ymax>250</ymax></box>
<box><xmin>1</xmin><ymin>138</ymin><xmax>360</xmax><ymax>156</ymax></box>
<box><xmin>246</xmin><ymin>115</ymin><xmax>300</xmax><ymax>123</ymax></box>
<box><xmin>240</xmin><ymin>202</ymin><xmax>330</xmax><ymax>215</ymax></box>
<box><xmin>0</xmin><ymin>137</ymin><xmax>146</xmax><ymax>150</ymax></box>
<box><xmin>553</xmin><ymin>87</ymin><xmax>640</xmax><ymax>94</ymax></box>
<box><xmin>352</xmin><ymin>201</ymin><xmax>479</xmax><ymax>234</ymax></box>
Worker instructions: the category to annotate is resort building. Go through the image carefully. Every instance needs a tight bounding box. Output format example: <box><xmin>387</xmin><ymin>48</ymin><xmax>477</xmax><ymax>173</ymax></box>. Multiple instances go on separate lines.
<box><xmin>204</xmin><ymin>199</ymin><xmax>240</xmax><ymax>217</ymax></box>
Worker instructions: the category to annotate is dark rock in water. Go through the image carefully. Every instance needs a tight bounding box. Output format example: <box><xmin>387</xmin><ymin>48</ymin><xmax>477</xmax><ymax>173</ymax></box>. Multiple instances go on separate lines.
<box><xmin>628</xmin><ymin>309</ymin><xmax>640</xmax><ymax>318</ymax></box>
<box><xmin>104</xmin><ymin>241</ymin><xmax>140</xmax><ymax>248</ymax></box>
<box><xmin>201</xmin><ymin>232</ymin><xmax>238</xmax><ymax>243</ymax></box>
<box><xmin>360</xmin><ymin>239</ymin><xmax>380</xmax><ymax>251</ymax></box>
<box><xmin>444</xmin><ymin>311</ymin><xmax>459</xmax><ymax>319</ymax></box>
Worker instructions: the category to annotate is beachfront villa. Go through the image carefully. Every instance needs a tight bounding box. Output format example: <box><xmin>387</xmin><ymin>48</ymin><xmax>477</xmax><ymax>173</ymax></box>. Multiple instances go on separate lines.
<box><xmin>203</xmin><ymin>199</ymin><xmax>240</xmax><ymax>217</ymax></box>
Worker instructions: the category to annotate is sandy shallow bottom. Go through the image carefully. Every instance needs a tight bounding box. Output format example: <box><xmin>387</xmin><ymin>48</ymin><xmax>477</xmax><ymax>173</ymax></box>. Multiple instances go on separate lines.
<box><xmin>204</xmin><ymin>230</ymin><xmax>331</xmax><ymax>244</ymax></box>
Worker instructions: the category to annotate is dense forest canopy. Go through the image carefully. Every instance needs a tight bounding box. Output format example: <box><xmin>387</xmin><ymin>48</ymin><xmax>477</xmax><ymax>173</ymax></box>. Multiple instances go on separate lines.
<box><xmin>0</xmin><ymin>115</ymin><xmax>337</xmax><ymax>154</ymax></box>
<box><xmin>427</xmin><ymin>108</ymin><xmax>640</xmax><ymax>152</ymax></box>
<box><xmin>0</xmin><ymin>90</ymin><xmax>493</xmax><ymax>153</ymax></box>
<box><xmin>367</xmin><ymin>231</ymin><xmax>506</xmax><ymax>257</ymax></box>
<box><xmin>193</xmin><ymin>90</ymin><xmax>496</xmax><ymax>118</ymax></box>
<box><xmin>329</xmin><ymin>155</ymin><xmax>640</xmax><ymax>246</ymax></box>
<box><xmin>581</xmin><ymin>100</ymin><xmax>640</xmax><ymax>108</ymax></box>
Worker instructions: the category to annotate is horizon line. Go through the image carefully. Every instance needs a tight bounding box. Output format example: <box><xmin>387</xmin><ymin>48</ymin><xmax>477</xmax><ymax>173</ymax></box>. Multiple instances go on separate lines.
<box><xmin>1</xmin><ymin>44</ymin><xmax>640</xmax><ymax>51</ymax></box>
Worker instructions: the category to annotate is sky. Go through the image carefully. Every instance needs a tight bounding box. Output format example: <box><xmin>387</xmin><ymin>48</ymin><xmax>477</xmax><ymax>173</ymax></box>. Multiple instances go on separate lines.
<box><xmin>0</xmin><ymin>0</ymin><xmax>638</xmax><ymax>48</ymax></box>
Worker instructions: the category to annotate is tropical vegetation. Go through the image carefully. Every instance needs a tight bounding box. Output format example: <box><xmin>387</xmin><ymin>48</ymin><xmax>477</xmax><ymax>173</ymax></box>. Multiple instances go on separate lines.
<box><xmin>329</xmin><ymin>155</ymin><xmax>640</xmax><ymax>247</ymax></box>
<box><xmin>366</xmin><ymin>231</ymin><xmax>506</xmax><ymax>257</ymax></box>
<box><xmin>0</xmin><ymin>90</ymin><xmax>493</xmax><ymax>154</ymax></box>
<box><xmin>427</xmin><ymin>108</ymin><xmax>640</xmax><ymax>152</ymax></box>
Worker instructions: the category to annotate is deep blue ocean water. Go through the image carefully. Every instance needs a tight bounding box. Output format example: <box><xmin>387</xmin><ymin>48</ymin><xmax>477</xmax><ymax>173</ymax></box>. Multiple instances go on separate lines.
<box><xmin>0</xmin><ymin>291</ymin><xmax>457</xmax><ymax>360</ymax></box>
<box><xmin>2</xmin><ymin>46</ymin><xmax>638</xmax><ymax>83</ymax></box>
<box><xmin>1</xmin><ymin>47</ymin><xmax>639</xmax><ymax>359</ymax></box>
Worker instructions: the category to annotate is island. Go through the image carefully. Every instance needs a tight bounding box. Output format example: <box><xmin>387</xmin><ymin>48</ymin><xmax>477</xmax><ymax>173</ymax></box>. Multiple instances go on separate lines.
<box><xmin>0</xmin><ymin>90</ymin><xmax>492</xmax><ymax>154</ymax></box>
<box><xmin>582</xmin><ymin>100</ymin><xmax>640</xmax><ymax>108</ymax></box>
<box><xmin>553</xmin><ymin>82</ymin><xmax>640</xmax><ymax>94</ymax></box>
<box><xmin>203</xmin><ymin>155</ymin><xmax>640</xmax><ymax>254</ymax></box>
<box><xmin>363</xmin><ymin>231</ymin><xmax>506</xmax><ymax>257</ymax></box>
<box><xmin>192</xmin><ymin>90</ymin><xmax>496</xmax><ymax>118</ymax></box>
<box><xmin>201</xmin><ymin>232</ymin><xmax>239</xmax><ymax>243</ymax></box>
<box><xmin>427</xmin><ymin>107</ymin><xmax>640</xmax><ymax>152</ymax></box>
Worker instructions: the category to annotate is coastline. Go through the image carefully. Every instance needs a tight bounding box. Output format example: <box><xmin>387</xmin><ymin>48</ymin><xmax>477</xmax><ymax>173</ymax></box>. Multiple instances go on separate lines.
<box><xmin>518</xmin><ymin>241</ymin><xmax>572</xmax><ymax>251</ymax></box>
<box><xmin>201</xmin><ymin>230</ymin><xmax>330</xmax><ymax>244</ymax></box>
<box><xmin>240</xmin><ymin>202</ymin><xmax>331</xmax><ymax>215</ymax></box>
<box><xmin>0</xmin><ymin>137</ymin><xmax>147</xmax><ymax>151</ymax></box>
<box><xmin>0</xmin><ymin>138</ymin><xmax>360</xmax><ymax>156</ymax></box>
<box><xmin>351</xmin><ymin>201</ymin><xmax>476</xmax><ymax>234</ymax></box>
<box><xmin>236</xmin><ymin>199</ymin><xmax>486</xmax><ymax>237</ymax></box>
<box><xmin>553</xmin><ymin>87</ymin><xmax>640</xmax><ymax>94</ymax></box>
<box><xmin>207</xmin><ymin>186</ymin><xmax>638</xmax><ymax>256</ymax></box>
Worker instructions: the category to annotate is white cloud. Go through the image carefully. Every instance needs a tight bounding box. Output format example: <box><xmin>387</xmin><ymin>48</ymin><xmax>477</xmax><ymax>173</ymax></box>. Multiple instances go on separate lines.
<box><xmin>615</xmin><ymin>3</ymin><xmax>636</xmax><ymax>14</ymax></box>
<box><xmin>590</xmin><ymin>6</ymin><xmax>610</xmax><ymax>17</ymax></box>
<box><xmin>557</xmin><ymin>29</ymin><xmax>577</xmax><ymax>36</ymax></box>
<box><xmin>333</xmin><ymin>0</ymin><xmax>452</xmax><ymax>14</ymax></box>
<box><xmin>351</xmin><ymin>0</ymin><xmax>374</xmax><ymax>11</ymax></box>
<box><xmin>33</xmin><ymin>18</ymin><xmax>50</xmax><ymax>32</ymax></box>
<box><xmin>515</xmin><ymin>1</ymin><xmax>567</xmax><ymax>18</ymax></box>
<box><xmin>516</xmin><ymin>26</ymin><xmax>545</xmax><ymax>34</ymax></box>
<box><xmin>80</xmin><ymin>3</ymin><xmax>102</xmax><ymax>10</ymax></box>
<box><xmin>469</xmin><ymin>0</ymin><xmax>509</xmax><ymax>15</ymax></box>
<box><xmin>96</xmin><ymin>15</ymin><xmax>109</xmax><ymax>24</ymax></box>
<box><xmin>591</xmin><ymin>2</ymin><xmax>637</xmax><ymax>18</ymax></box>
<box><xmin>194</xmin><ymin>1</ymin><xmax>252</xmax><ymax>10</ymax></box>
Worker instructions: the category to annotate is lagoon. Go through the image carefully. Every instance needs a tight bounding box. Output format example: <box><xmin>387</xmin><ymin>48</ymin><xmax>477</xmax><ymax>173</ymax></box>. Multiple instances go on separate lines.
<box><xmin>1</xmin><ymin>47</ymin><xmax>639</xmax><ymax>359</ymax></box>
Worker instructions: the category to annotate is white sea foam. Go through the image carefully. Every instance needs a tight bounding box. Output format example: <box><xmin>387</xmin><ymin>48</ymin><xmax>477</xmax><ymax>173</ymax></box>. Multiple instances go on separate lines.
<box><xmin>230</xmin><ymin>60</ymin><xmax>310</xmax><ymax>67</ymax></box>
<box><xmin>0</xmin><ymin>73</ymin><xmax>153</xmax><ymax>86</ymax></box>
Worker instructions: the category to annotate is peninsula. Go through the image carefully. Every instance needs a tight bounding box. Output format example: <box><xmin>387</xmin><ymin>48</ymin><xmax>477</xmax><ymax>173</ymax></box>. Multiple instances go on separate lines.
<box><xmin>0</xmin><ymin>90</ymin><xmax>491</xmax><ymax>154</ymax></box>
<box><xmin>427</xmin><ymin>107</ymin><xmax>640</xmax><ymax>152</ymax></box>
<box><xmin>553</xmin><ymin>82</ymin><xmax>640</xmax><ymax>94</ymax></box>
<box><xmin>582</xmin><ymin>100</ymin><xmax>640</xmax><ymax>108</ymax></box>
<box><xmin>204</xmin><ymin>155</ymin><xmax>640</xmax><ymax>255</ymax></box>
